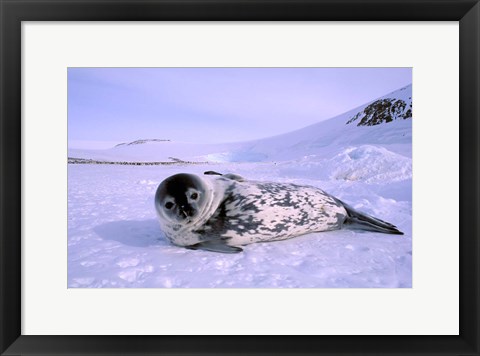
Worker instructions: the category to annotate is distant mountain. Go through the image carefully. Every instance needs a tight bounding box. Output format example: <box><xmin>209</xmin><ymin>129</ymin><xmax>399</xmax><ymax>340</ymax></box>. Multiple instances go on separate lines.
<box><xmin>115</xmin><ymin>139</ymin><xmax>171</xmax><ymax>147</ymax></box>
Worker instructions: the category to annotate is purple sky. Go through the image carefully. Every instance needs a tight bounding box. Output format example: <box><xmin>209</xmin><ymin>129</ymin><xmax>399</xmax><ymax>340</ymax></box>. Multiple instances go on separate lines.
<box><xmin>68</xmin><ymin>68</ymin><xmax>412</xmax><ymax>148</ymax></box>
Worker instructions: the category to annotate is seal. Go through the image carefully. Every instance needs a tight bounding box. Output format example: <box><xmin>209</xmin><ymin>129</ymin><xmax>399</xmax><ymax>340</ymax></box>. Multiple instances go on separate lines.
<box><xmin>154</xmin><ymin>171</ymin><xmax>403</xmax><ymax>253</ymax></box>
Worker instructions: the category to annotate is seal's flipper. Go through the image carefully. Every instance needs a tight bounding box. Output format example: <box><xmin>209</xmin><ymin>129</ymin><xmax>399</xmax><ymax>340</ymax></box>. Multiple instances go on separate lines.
<box><xmin>339</xmin><ymin>200</ymin><xmax>404</xmax><ymax>235</ymax></box>
<box><xmin>222</xmin><ymin>174</ymin><xmax>245</xmax><ymax>182</ymax></box>
<box><xmin>186</xmin><ymin>241</ymin><xmax>243</xmax><ymax>254</ymax></box>
<box><xmin>204</xmin><ymin>171</ymin><xmax>223</xmax><ymax>176</ymax></box>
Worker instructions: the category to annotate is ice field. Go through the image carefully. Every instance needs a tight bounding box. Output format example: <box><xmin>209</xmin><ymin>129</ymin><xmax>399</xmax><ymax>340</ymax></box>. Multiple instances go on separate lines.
<box><xmin>68</xmin><ymin>85</ymin><xmax>412</xmax><ymax>288</ymax></box>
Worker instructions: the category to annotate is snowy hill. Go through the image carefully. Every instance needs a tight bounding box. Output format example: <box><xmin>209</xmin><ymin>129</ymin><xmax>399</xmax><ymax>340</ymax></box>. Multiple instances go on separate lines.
<box><xmin>224</xmin><ymin>84</ymin><xmax>412</xmax><ymax>161</ymax></box>
<box><xmin>69</xmin><ymin>84</ymin><xmax>412</xmax><ymax>164</ymax></box>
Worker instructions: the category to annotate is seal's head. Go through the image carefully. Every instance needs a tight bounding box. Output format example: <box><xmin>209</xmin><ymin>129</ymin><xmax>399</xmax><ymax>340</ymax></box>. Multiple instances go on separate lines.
<box><xmin>155</xmin><ymin>173</ymin><xmax>210</xmax><ymax>225</ymax></box>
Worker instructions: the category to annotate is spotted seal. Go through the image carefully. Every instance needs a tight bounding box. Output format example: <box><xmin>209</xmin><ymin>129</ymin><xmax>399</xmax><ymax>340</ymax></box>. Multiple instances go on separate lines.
<box><xmin>154</xmin><ymin>171</ymin><xmax>403</xmax><ymax>253</ymax></box>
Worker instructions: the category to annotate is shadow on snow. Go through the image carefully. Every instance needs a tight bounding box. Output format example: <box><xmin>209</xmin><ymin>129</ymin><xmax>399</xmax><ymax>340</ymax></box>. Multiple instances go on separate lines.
<box><xmin>93</xmin><ymin>219</ymin><xmax>167</xmax><ymax>247</ymax></box>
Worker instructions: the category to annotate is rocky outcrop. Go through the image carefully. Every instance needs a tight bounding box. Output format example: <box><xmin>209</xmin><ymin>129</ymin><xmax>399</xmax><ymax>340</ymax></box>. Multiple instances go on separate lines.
<box><xmin>346</xmin><ymin>97</ymin><xmax>412</xmax><ymax>126</ymax></box>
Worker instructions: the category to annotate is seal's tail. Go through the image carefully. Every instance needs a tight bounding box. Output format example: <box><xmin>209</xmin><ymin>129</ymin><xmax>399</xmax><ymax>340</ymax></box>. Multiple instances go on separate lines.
<box><xmin>339</xmin><ymin>200</ymin><xmax>404</xmax><ymax>235</ymax></box>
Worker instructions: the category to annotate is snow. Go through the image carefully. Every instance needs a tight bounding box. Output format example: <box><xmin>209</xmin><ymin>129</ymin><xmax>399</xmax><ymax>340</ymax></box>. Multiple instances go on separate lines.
<box><xmin>68</xmin><ymin>85</ymin><xmax>412</xmax><ymax>288</ymax></box>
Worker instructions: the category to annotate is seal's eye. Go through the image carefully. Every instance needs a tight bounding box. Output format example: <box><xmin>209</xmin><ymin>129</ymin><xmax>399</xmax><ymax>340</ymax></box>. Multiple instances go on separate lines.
<box><xmin>191</xmin><ymin>193</ymin><xmax>198</xmax><ymax>200</ymax></box>
<box><xmin>165</xmin><ymin>202</ymin><xmax>174</xmax><ymax>209</ymax></box>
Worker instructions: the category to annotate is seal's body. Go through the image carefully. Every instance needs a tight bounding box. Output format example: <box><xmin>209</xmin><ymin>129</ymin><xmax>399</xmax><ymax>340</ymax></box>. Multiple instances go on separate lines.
<box><xmin>155</xmin><ymin>172</ymin><xmax>403</xmax><ymax>253</ymax></box>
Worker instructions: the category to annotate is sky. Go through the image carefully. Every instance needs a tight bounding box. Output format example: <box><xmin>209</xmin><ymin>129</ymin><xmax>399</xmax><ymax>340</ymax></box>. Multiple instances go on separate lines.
<box><xmin>68</xmin><ymin>68</ymin><xmax>412</xmax><ymax>149</ymax></box>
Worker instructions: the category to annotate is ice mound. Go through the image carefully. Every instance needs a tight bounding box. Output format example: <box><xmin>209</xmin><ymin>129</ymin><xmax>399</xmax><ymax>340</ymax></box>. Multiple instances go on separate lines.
<box><xmin>327</xmin><ymin>145</ymin><xmax>412</xmax><ymax>183</ymax></box>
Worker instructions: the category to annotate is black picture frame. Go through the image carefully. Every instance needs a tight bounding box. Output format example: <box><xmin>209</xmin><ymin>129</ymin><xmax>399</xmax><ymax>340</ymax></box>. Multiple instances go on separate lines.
<box><xmin>1</xmin><ymin>0</ymin><xmax>479</xmax><ymax>355</ymax></box>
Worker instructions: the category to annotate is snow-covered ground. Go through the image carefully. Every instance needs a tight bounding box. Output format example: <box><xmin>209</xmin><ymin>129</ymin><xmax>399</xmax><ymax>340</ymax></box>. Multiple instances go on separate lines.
<box><xmin>68</xmin><ymin>85</ymin><xmax>412</xmax><ymax>288</ymax></box>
